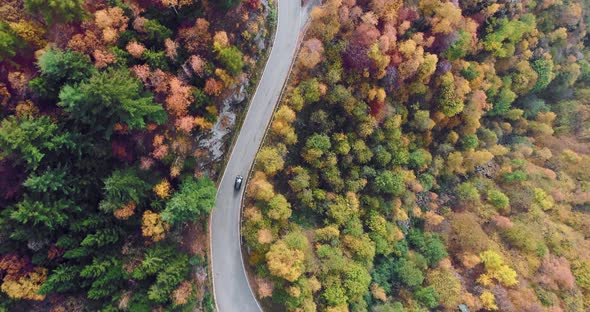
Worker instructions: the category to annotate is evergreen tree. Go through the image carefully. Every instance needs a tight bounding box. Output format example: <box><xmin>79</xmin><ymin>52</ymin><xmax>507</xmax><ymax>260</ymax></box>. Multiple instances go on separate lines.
<box><xmin>25</xmin><ymin>0</ymin><xmax>86</xmax><ymax>24</ymax></box>
<box><xmin>58</xmin><ymin>68</ymin><xmax>167</xmax><ymax>138</ymax></box>
<box><xmin>161</xmin><ymin>177</ymin><xmax>216</xmax><ymax>225</ymax></box>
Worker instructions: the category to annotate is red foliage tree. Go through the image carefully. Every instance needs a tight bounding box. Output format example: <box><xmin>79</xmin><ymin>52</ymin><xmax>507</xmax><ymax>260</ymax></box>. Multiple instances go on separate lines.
<box><xmin>369</xmin><ymin>100</ymin><xmax>386</xmax><ymax>122</ymax></box>
<box><xmin>246</xmin><ymin>0</ymin><xmax>261</xmax><ymax>9</ymax></box>
<box><xmin>537</xmin><ymin>255</ymin><xmax>575</xmax><ymax>290</ymax></box>
<box><xmin>111</xmin><ymin>138</ymin><xmax>135</xmax><ymax>163</ymax></box>
<box><xmin>166</xmin><ymin>77</ymin><xmax>194</xmax><ymax>117</ymax></box>
<box><xmin>178</xmin><ymin>18</ymin><xmax>211</xmax><ymax>54</ymax></box>
<box><xmin>343</xmin><ymin>44</ymin><xmax>372</xmax><ymax>72</ymax></box>
<box><xmin>0</xmin><ymin>254</ymin><xmax>32</xmax><ymax>281</ymax></box>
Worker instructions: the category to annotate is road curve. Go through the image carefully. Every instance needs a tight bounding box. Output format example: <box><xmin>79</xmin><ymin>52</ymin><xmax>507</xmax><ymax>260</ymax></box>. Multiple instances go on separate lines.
<box><xmin>210</xmin><ymin>1</ymin><xmax>310</xmax><ymax>311</ymax></box>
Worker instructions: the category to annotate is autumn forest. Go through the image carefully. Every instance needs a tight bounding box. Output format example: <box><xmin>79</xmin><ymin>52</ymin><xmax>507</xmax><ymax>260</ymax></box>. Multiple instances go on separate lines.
<box><xmin>3</xmin><ymin>0</ymin><xmax>590</xmax><ymax>311</ymax></box>
<box><xmin>0</xmin><ymin>0</ymin><xmax>269</xmax><ymax>310</ymax></box>
<box><xmin>244</xmin><ymin>0</ymin><xmax>590</xmax><ymax>311</ymax></box>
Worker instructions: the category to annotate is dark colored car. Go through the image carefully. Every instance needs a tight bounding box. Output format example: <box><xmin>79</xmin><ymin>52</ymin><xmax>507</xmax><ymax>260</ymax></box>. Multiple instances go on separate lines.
<box><xmin>234</xmin><ymin>175</ymin><xmax>243</xmax><ymax>191</ymax></box>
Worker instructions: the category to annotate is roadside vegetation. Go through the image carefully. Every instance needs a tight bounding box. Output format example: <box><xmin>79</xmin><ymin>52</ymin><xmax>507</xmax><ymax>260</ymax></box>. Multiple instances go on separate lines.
<box><xmin>244</xmin><ymin>0</ymin><xmax>590</xmax><ymax>311</ymax></box>
<box><xmin>0</xmin><ymin>0</ymin><xmax>271</xmax><ymax>310</ymax></box>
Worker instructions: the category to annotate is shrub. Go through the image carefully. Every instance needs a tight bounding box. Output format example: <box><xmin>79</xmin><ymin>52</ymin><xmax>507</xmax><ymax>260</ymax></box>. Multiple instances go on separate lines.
<box><xmin>487</xmin><ymin>190</ymin><xmax>510</xmax><ymax>211</ymax></box>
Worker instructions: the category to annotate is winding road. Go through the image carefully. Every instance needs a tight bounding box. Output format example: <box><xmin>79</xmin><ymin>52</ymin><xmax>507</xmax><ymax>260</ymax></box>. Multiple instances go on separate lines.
<box><xmin>210</xmin><ymin>1</ymin><xmax>313</xmax><ymax>311</ymax></box>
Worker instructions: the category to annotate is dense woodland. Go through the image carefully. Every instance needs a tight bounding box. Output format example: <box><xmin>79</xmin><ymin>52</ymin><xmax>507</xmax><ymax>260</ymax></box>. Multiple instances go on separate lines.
<box><xmin>0</xmin><ymin>0</ymin><xmax>270</xmax><ymax>310</ymax></box>
<box><xmin>244</xmin><ymin>0</ymin><xmax>590</xmax><ymax>311</ymax></box>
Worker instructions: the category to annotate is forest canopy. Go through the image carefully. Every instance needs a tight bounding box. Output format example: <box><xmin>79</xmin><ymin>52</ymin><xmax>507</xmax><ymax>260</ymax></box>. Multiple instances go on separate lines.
<box><xmin>244</xmin><ymin>0</ymin><xmax>590</xmax><ymax>311</ymax></box>
<box><xmin>0</xmin><ymin>0</ymin><xmax>270</xmax><ymax>310</ymax></box>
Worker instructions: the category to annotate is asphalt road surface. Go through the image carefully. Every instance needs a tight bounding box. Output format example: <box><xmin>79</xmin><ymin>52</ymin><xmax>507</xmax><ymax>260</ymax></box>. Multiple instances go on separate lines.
<box><xmin>210</xmin><ymin>1</ymin><xmax>312</xmax><ymax>311</ymax></box>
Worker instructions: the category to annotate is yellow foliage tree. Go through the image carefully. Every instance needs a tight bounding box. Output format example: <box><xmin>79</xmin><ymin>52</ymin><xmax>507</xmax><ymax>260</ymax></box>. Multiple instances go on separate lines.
<box><xmin>480</xmin><ymin>290</ymin><xmax>498</xmax><ymax>311</ymax></box>
<box><xmin>248</xmin><ymin>171</ymin><xmax>275</xmax><ymax>201</ymax></box>
<box><xmin>368</xmin><ymin>43</ymin><xmax>390</xmax><ymax>79</ymax></box>
<box><xmin>8</xmin><ymin>20</ymin><xmax>46</xmax><ymax>49</ymax></box>
<box><xmin>533</xmin><ymin>188</ymin><xmax>554</xmax><ymax>211</ymax></box>
<box><xmin>370</xmin><ymin>283</ymin><xmax>387</xmax><ymax>302</ymax></box>
<box><xmin>154</xmin><ymin>179</ymin><xmax>172</xmax><ymax>199</ymax></box>
<box><xmin>266</xmin><ymin>240</ymin><xmax>305</xmax><ymax>282</ymax></box>
<box><xmin>270</xmin><ymin>106</ymin><xmax>298</xmax><ymax>145</ymax></box>
<box><xmin>194</xmin><ymin>116</ymin><xmax>214</xmax><ymax>130</ymax></box>
<box><xmin>477</xmin><ymin>250</ymin><xmax>518</xmax><ymax>287</ymax></box>
<box><xmin>142</xmin><ymin>210</ymin><xmax>169</xmax><ymax>242</ymax></box>
<box><xmin>1</xmin><ymin>267</ymin><xmax>47</xmax><ymax>301</ymax></box>
<box><xmin>213</xmin><ymin>31</ymin><xmax>229</xmax><ymax>49</ymax></box>
<box><xmin>256</xmin><ymin>144</ymin><xmax>286</xmax><ymax>176</ymax></box>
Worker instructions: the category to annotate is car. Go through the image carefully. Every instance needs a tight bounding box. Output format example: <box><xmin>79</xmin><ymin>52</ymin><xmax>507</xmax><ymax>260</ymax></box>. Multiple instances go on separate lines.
<box><xmin>234</xmin><ymin>175</ymin><xmax>244</xmax><ymax>191</ymax></box>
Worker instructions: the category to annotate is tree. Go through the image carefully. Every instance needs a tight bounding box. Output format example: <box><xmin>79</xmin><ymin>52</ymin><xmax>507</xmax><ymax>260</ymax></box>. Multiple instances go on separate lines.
<box><xmin>147</xmin><ymin>255</ymin><xmax>190</xmax><ymax>303</ymax></box>
<box><xmin>38</xmin><ymin>265</ymin><xmax>80</xmax><ymax>295</ymax></box>
<box><xmin>392</xmin><ymin>257</ymin><xmax>425</xmax><ymax>289</ymax></box>
<box><xmin>449</xmin><ymin>213</ymin><xmax>491</xmax><ymax>253</ymax></box>
<box><xmin>216</xmin><ymin>45</ymin><xmax>243</xmax><ymax>75</ymax></box>
<box><xmin>94</xmin><ymin>6</ymin><xmax>128</xmax><ymax>44</ymax></box>
<box><xmin>30</xmin><ymin>49</ymin><xmax>95</xmax><ymax>101</ymax></box>
<box><xmin>172</xmin><ymin>280</ymin><xmax>192</xmax><ymax>305</ymax></box>
<box><xmin>456</xmin><ymin>182</ymin><xmax>480</xmax><ymax>205</ymax></box>
<box><xmin>461</xmin><ymin>134</ymin><xmax>479</xmax><ymax>150</ymax></box>
<box><xmin>342</xmin><ymin>262</ymin><xmax>371</xmax><ymax>304</ymax></box>
<box><xmin>0</xmin><ymin>116</ymin><xmax>75</xmax><ymax>170</ymax></box>
<box><xmin>299</xmin><ymin>79</ymin><xmax>321</xmax><ymax>104</ymax></box>
<box><xmin>444</xmin><ymin>30</ymin><xmax>471</xmax><ymax>60</ymax></box>
<box><xmin>166</xmin><ymin>77</ymin><xmax>194</xmax><ymax>117</ymax></box>
<box><xmin>153</xmin><ymin>180</ymin><xmax>172</xmax><ymax>199</ymax></box>
<box><xmin>478</xmin><ymin>250</ymin><xmax>518</xmax><ymax>287</ymax></box>
<box><xmin>409</xmin><ymin>149</ymin><xmax>432</xmax><ymax>169</ymax></box>
<box><xmin>322</xmin><ymin>282</ymin><xmax>348</xmax><ymax>307</ymax></box>
<box><xmin>267</xmin><ymin>193</ymin><xmax>292</xmax><ymax>221</ymax></box>
<box><xmin>299</xmin><ymin>38</ymin><xmax>324</xmax><ymax>69</ymax></box>
<box><xmin>487</xmin><ymin>190</ymin><xmax>509</xmax><ymax>211</ymax></box>
<box><xmin>427</xmin><ymin>268</ymin><xmax>462</xmax><ymax>309</ymax></box>
<box><xmin>533</xmin><ymin>188</ymin><xmax>554</xmax><ymax>211</ymax></box>
<box><xmin>178</xmin><ymin>18</ymin><xmax>211</xmax><ymax>54</ymax></box>
<box><xmin>142</xmin><ymin>210</ymin><xmax>169</xmax><ymax>242</ymax></box>
<box><xmin>415</xmin><ymin>286</ymin><xmax>438</xmax><ymax>308</ymax></box>
<box><xmin>248</xmin><ymin>171</ymin><xmax>275</xmax><ymax>201</ymax></box>
<box><xmin>437</xmin><ymin>72</ymin><xmax>464</xmax><ymax>117</ymax></box>
<box><xmin>99</xmin><ymin>169</ymin><xmax>150</xmax><ymax>213</ymax></box>
<box><xmin>25</xmin><ymin>0</ymin><xmax>85</xmax><ymax>24</ymax></box>
<box><xmin>271</xmin><ymin>106</ymin><xmax>298</xmax><ymax>145</ymax></box>
<box><xmin>1</xmin><ymin>267</ymin><xmax>47</xmax><ymax>301</ymax></box>
<box><xmin>537</xmin><ymin>255</ymin><xmax>575</xmax><ymax>290</ymax></box>
<box><xmin>266</xmin><ymin>240</ymin><xmax>305</xmax><ymax>282</ymax></box>
<box><xmin>302</xmin><ymin>133</ymin><xmax>331</xmax><ymax>164</ymax></box>
<box><xmin>10</xmin><ymin>197</ymin><xmax>78</xmax><ymax>231</ymax></box>
<box><xmin>374</xmin><ymin>171</ymin><xmax>404</xmax><ymax>196</ymax></box>
<box><xmin>257</xmin><ymin>145</ymin><xmax>285</xmax><ymax>176</ymax></box>
<box><xmin>289</xmin><ymin>166</ymin><xmax>310</xmax><ymax>193</ymax></box>
<box><xmin>0</xmin><ymin>22</ymin><xmax>23</xmax><ymax>62</ymax></box>
<box><xmin>480</xmin><ymin>290</ymin><xmax>498</xmax><ymax>311</ymax></box>
<box><xmin>411</xmin><ymin>110</ymin><xmax>435</xmax><ymax>132</ymax></box>
<box><xmin>488</xmin><ymin>87</ymin><xmax>516</xmax><ymax>116</ymax></box>
<box><xmin>408</xmin><ymin>229</ymin><xmax>448</xmax><ymax>267</ymax></box>
<box><xmin>58</xmin><ymin>68</ymin><xmax>167</xmax><ymax>138</ymax></box>
<box><xmin>126</xmin><ymin>41</ymin><xmax>146</xmax><ymax>58</ymax></box>
<box><xmin>531</xmin><ymin>58</ymin><xmax>555</xmax><ymax>92</ymax></box>
<box><xmin>483</xmin><ymin>15</ymin><xmax>536</xmax><ymax>58</ymax></box>
<box><xmin>80</xmin><ymin>257</ymin><xmax>125</xmax><ymax>300</ymax></box>
<box><xmin>144</xmin><ymin>19</ymin><xmax>173</xmax><ymax>45</ymax></box>
<box><xmin>161</xmin><ymin>177</ymin><xmax>216</xmax><ymax>225</ymax></box>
